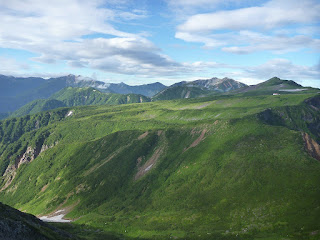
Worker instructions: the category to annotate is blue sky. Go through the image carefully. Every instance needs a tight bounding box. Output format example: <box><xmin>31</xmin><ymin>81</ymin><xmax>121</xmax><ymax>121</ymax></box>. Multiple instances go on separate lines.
<box><xmin>0</xmin><ymin>0</ymin><xmax>319</xmax><ymax>87</ymax></box>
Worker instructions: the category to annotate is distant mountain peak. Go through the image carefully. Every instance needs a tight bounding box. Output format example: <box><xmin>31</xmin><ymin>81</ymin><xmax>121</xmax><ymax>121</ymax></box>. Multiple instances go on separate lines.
<box><xmin>260</xmin><ymin>77</ymin><xmax>302</xmax><ymax>88</ymax></box>
<box><xmin>74</xmin><ymin>75</ymin><xmax>95</xmax><ymax>82</ymax></box>
<box><xmin>153</xmin><ymin>77</ymin><xmax>247</xmax><ymax>101</ymax></box>
<box><xmin>190</xmin><ymin>77</ymin><xmax>247</xmax><ymax>90</ymax></box>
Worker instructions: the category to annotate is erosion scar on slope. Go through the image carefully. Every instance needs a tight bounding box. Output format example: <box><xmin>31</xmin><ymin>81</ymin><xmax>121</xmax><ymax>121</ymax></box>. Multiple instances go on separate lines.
<box><xmin>184</xmin><ymin>129</ymin><xmax>207</xmax><ymax>152</ymax></box>
<box><xmin>195</xmin><ymin>102</ymin><xmax>212</xmax><ymax>109</ymax></box>
<box><xmin>302</xmin><ymin>132</ymin><xmax>320</xmax><ymax>161</ymax></box>
<box><xmin>135</xmin><ymin>146</ymin><xmax>165</xmax><ymax>180</ymax></box>
<box><xmin>138</xmin><ymin>131</ymin><xmax>149</xmax><ymax>140</ymax></box>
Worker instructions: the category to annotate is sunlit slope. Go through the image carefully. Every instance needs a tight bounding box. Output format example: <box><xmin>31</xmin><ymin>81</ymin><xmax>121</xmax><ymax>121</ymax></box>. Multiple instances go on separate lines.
<box><xmin>0</xmin><ymin>93</ymin><xmax>319</xmax><ymax>239</ymax></box>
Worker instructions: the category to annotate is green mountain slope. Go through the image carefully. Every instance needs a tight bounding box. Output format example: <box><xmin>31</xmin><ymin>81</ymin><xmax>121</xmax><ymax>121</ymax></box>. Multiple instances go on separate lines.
<box><xmin>11</xmin><ymin>87</ymin><xmax>150</xmax><ymax>118</ymax></box>
<box><xmin>0</xmin><ymin>92</ymin><xmax>320</xmax><ymax>239</ymax></box>
<box><xmin>10</xmin><ymin>99</ymin><xmax>67</xmax><ymax>118</ymax></box>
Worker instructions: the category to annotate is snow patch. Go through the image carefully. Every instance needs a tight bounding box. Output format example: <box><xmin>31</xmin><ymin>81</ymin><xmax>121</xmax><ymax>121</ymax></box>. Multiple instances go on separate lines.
<box><xmin>40</xmin><ymin>208</ymin><xmax>72</xmax><ymax>223</ymax></box>
<box><xmin>66</xmin><ymin>110</ymin><xmax>73</xmax><ymax>117</ymax></box>
<box><xmin>40</xmin><ymin>214</ymin><xmax>71</xmax><ymax>223</ymax></box>
<box><xmin>145</xmin><ymin>164</ymin><xmax>153</xmax><ymax>172</ymax></box>
<box><xmin>279</xmin><ymin>89</ymin><xmax>306</xmax><ymax>92</ymax></box>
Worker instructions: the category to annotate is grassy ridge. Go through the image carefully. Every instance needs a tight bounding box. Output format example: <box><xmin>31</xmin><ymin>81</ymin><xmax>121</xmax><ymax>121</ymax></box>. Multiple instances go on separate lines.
<box><xmin>0</xmin><ymin>93</ymin><xmax>319</xmax><ymax>239</ymax></box>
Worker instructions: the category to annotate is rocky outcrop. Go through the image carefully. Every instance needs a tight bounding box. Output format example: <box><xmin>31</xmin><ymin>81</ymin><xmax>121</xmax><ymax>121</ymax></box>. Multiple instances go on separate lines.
<box><xmin>1</xmin><ymin>142</ymin><xmax>57</xmax><ymax>192</ymax></box>
<box><xmin>305</xmin><ymin>95</ymin><xmax>320</xmax><ymax>110</ymax></box>
<box><xmin>1</xmin><ymin>165</ymin><xmax>16</xmax><ymax>192</ymax></box>
<box><xmin>1</xmin><ymin>146</ymin><xmax>38</xmax><ymax>192</ymax></box>
<box><xmin>0</xmin><ymin>202</ymin><xmax>75</xmax><ymax>240</ymax></box>
<box><xmin>302</xmin><ymin>132</ymin><xmax>320</xmax><ymax>161</ymax></box>
<box><xmin>40</xmin><ymin>142</ymin><xmax>58</xmax><ymax>154</ymax></box>
<box><xmin>15</xmin><ymin>146</ymin><xmax>37</xmax><ymax>169</ymax></box>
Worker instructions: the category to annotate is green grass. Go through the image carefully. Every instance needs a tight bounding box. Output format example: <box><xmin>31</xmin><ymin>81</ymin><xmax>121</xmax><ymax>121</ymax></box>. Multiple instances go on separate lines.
<box><xmin>0</xmin><ymin>92</ymin><xmax>319</xmax><ymax>239</ymax></box>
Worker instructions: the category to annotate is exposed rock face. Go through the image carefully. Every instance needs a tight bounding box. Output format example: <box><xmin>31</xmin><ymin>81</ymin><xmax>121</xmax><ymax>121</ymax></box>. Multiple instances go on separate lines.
<box><xmin>302</xmin><ymin>132</ymin><xmax>320</xmax><ymax>161</ymax></box>
<box><xmin>1</xmin><ymin>147</ymin><xmax>38</xmax><ymax>192</ymax></box>
<box><xmin>187</xmin><ymin>77</ymin><xmax>247</xmax><ymax>92</ymax></box>
<box><xmin>135</xmin><ymin>131</ymin><xmax>167</xmax><ymax>180</ymax></box>
<box><xmin>1</xmin><ymin>142</ymin><xmax>57</xmax><ymax>192</ymax></box>
<box><xmin>305</xmin><ymin>95</ymin><xmax>320</xmax><ymax>110</ymax></box>
<box><xmin>1</xmin><ymin>165</ymin><xmax>16</xmax><ymax>192</ymax></box>
<box><xmin>15</xmin><ymin>146</ymin><xmax>37</xmax><ymax>169</ymax></box>
<box><xmin>0</xmin><ymin>202</ymin><xmax>74</xmax><ymax>240</ymax></box>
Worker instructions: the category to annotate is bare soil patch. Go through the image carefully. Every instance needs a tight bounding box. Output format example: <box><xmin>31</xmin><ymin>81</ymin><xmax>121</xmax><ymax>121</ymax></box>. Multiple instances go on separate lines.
<box><xmin>184</xmin><ymin>129</ymin><xmax>207</xmax><ymax>152</ymax></box>
<box><xmin>302</xmin><ymin>132</ymin><xmax>320</xmax><ymax>161</ymax></box>
<box><xmin>138</xmin><ymin>131</ymin><xmax>149</xmax><ymax>140</ymax></box>
<box><xmin>135</xmin><ymin>146</ymin><xmax>165</xmax><ymax>180</ymax></box>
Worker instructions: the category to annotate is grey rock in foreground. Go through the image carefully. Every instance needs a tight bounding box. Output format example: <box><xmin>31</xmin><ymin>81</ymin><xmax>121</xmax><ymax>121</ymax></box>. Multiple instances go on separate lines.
<box><xmin>0</xmin><ymin>202</ymin><xmax>75</xmax><ymax>240</ymax></box>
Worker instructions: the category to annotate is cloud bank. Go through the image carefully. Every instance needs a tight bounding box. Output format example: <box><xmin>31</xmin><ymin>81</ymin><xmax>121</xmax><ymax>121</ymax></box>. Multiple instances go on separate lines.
<box><xmin>0</xmin><ymin>0</ymin><xmax>319</xmax><ymax>86</ymax></box>
<box><xmin>176</xmin><ymin>0</ymin><xmax>320</xmax><ymax>53</ymax></box>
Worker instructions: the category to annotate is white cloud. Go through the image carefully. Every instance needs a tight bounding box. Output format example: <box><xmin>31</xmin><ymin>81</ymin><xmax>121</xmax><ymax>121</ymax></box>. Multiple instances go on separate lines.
<box><xmin>176</xmin><ymin>30</ymin><xmax>320</xmax><ymax>53</ymax></box>
<box><xmin>0</xmin><ymin>57</ymin><xmax>30</xmax><ymax>75</ymax></box>
<box><xmin>166</xmin><ymin>0</ymin><xmax>247</xmax><ymax>14</ymax></box>
<box><xmin>167</xmin><ymin>0</ymin><xmax>229</xmax><ymax>10</ymax></box>
<box><xmin>175</xmin><ymin>32</ymin><xmax>225</xmax><ymax>48</ymax></box>
<box><xmin>244</xmin><ymin>59</ymin><xmax>320</xmax><ymax>80</ymax></box>
<box><xmin>176</xmin><ymin>0</ymin><xmax>320</xmax><ymax>54</ymax></box>
<box><xmin>0</xmin><ymin>0</ymin><xmax>135</xmax><ymax>45</ymax></box>
<box><xmin>178</xmin><ymin>0</ymin><xmax>320</xmax><ymax>33</ymax></box>
<box><xmin>225</xmin><ymin>58</ymin><xmax>320</xmax><ymax>87</ymax></box>
<box><xmin>0</xmin><ymin>0</ymin><xmax>238</xmax><ymax>78</ymax></box>
<box><xmin>222</xmin><ymin>31</ymin><xmax>320</xmax><ymax>54</ymax></box>
<box><xmin>0</xmin><ymin>0</ymin><xmax>183</xmax><ymax>77</ymax></box>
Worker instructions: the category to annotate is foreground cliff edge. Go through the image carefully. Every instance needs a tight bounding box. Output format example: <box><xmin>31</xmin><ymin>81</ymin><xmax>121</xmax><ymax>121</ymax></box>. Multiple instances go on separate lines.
<box><xmin>0</xmin><ymin>202</ymin><xmax>75</xmax><ymax>240</ymax></box>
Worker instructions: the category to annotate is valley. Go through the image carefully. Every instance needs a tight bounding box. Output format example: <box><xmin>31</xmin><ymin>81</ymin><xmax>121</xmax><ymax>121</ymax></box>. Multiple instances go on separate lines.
<box><xmin>0</xmin><ymin>76</ymin><xmax>319</xmax><ymax>239</ymax></box>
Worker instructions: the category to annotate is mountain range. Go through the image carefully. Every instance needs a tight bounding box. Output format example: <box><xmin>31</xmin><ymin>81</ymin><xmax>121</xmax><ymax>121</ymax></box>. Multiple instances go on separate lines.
<box><xmin>0</xmin><ymin>75</ymin><xmax>249</xmax><ymax>118</ymax></box>
<box><xmin>4</xmin><ymin>76</ymin><xmax>316</xmax><ymax>119</ymax></box>
<box><xmin>0</xmin><ymin>74</ymin><xmax>166</xmax><ymax>115</ymax></box>
<box><xmin>10</xmin><ymin>87</ymin><xmax>150</xmax><ymax>118</ymax></box>
<box><xmin>0</xmin><ymin>75</ymin><xmax>319</xmax><ymax>239</ymax></box>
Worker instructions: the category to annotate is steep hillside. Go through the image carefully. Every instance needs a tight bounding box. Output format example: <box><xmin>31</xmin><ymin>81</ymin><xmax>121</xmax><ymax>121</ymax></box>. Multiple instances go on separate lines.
<box><xmin>0</xmin><ymin>201</ymin><xmax>74</xmax><ymax>240</ymax></box>
<box><xmin>11</xmin><ymin>99</ymin><xmax>67</xmax><ymax>118</ymax></box>
<box><xmin>0</xmin><ymin>92</ymin><xmax>319</xmax><ymax>239</ymax></box>
<box><xmin>153</xmin><ymin>77</ymin><xmax>247</xmax><ymax>100</ymax></box>
<box><xmin>11</xmin><ymin>87</ymin><xmax>151</xmax><ymax>118</ymax></box>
